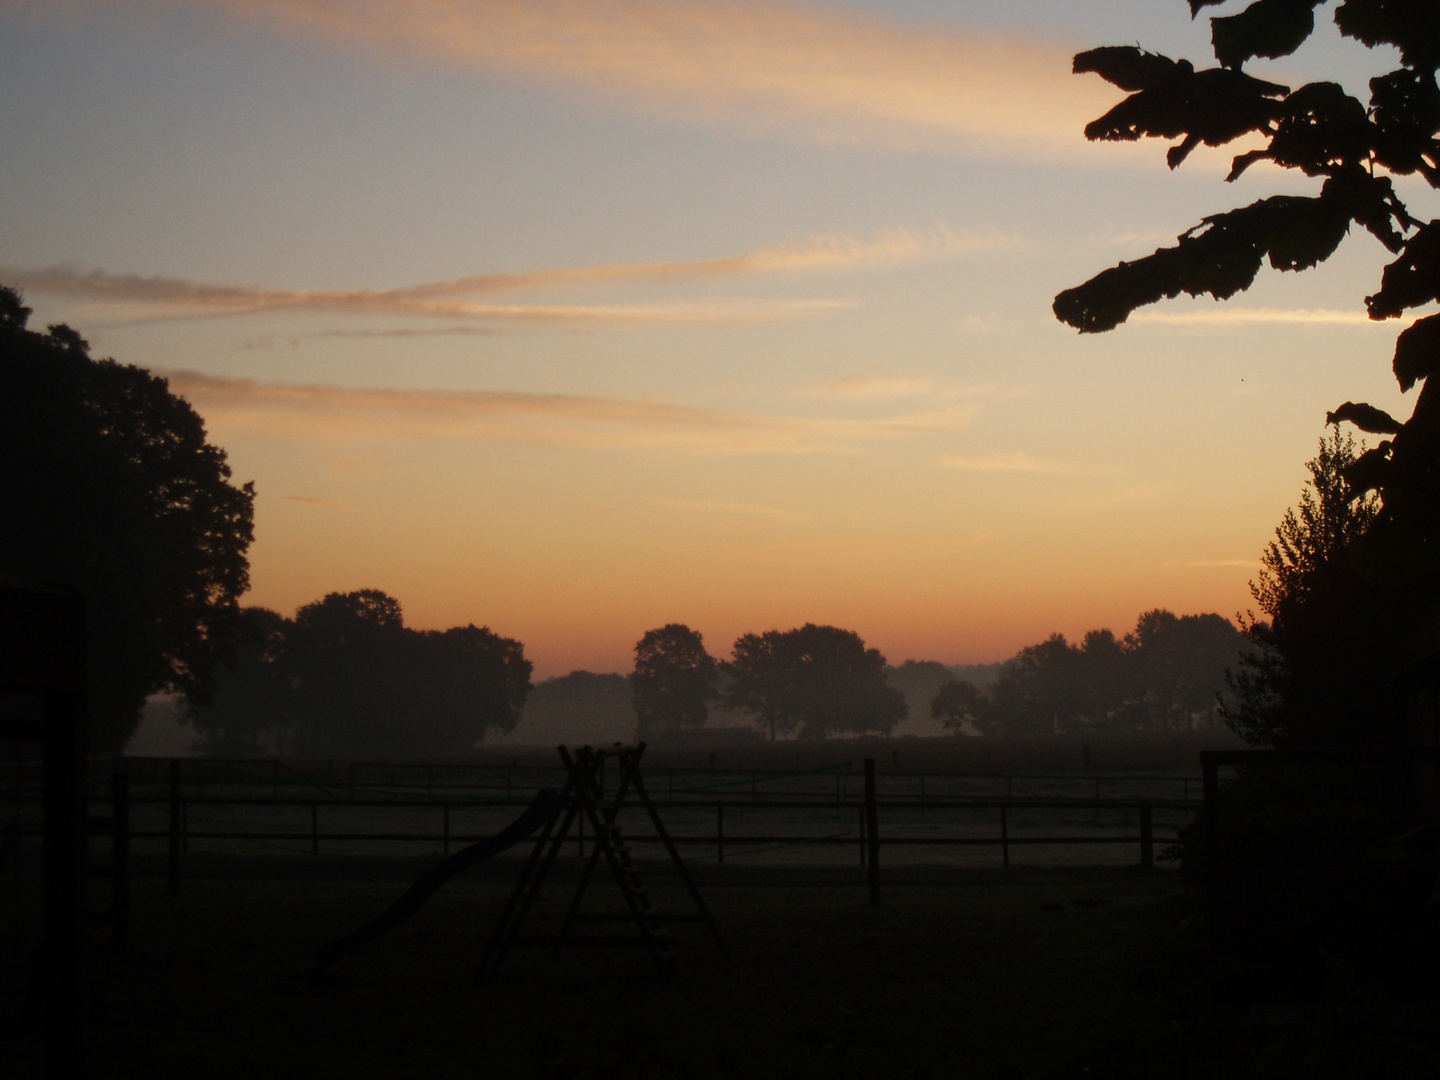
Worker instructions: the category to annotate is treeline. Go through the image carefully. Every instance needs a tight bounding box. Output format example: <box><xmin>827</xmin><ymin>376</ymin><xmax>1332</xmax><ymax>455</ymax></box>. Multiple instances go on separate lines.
<box><xmin>931</xmin><ymin>610</ymin><xmax>1246</xmax><ymax>738</ymax></box>
<box><xmin>186</xmin><ymin>590</ymin><xmax>530</xmax><ymax>758</ymax></box>
<box><xmin>188</xmin><ymin>595</ymin><xmax>1242</xmax><ymax>755</ymax></box>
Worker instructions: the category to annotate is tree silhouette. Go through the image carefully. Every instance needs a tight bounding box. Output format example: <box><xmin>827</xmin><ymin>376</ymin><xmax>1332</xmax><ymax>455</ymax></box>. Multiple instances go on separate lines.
<box><xmin>723</xmin><ymin>624</ymin><xmax>907</xmax><ymax>740</ymax></box>
<box><xmin>930</xmin><ymin>678</ymin><xmax>981</xmax><ymax>734</ymax></box>
<box><xmin>630</xmin><ymin>623</ymin><xmax>718</xmax><ymax>739</ymax></box>
<box><xmin>962</xmin><ymin>612</ymin><xmax>1246</xmax><ymax>736</ymax></box>
<box><xmin>887</xmin><ymin>659</ymin><xmax>959</xmax><ymax>727</ymax></box>
<box><xmin>184</xmin><ymin>607</ymin><xmax>293</xmax><ymax>757</ymax></box>
<box><xmin>188</xmin><ymin>590</ymin><xmax>531</xmax><ymax>757</ymax></box>
<box><xmin>1055</xmin><ymin>1</ymin><xmax>1440</xmax><ymax>742</ymax></box>
<box><xmin>1224</xmin><ymin>427</ymin><xmax>1390</xmax><ymax>744</ymax></box>
<box><xmin>1</xmin><ymin>285</ymin><xmax>255</xmax><ymax>750</ymax></box>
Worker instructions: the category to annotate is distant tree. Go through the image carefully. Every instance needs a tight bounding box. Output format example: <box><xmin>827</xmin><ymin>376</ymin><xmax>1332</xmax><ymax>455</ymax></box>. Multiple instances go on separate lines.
<box><xmin>949</xmin><ymin>661</ymin><xmax>1007</xmax><ymax>690</ymax></box>
<box><xmin>520</xmin><ymin>671</ymin><xmax>637</xmax><ymax>747</ymax></box>
<box><xmin>969</xmin><ymin>612</ymin><xmax>1246</xmax><ymax>736</ymax></box>
<box><xmin>887</xmin><ymin>660</ymin><xmax>958</xmax><ymax>729</ymax></box>
<box><xmin>930</xmin><ymin>678</ymin><xmax>981</xmax><ymax>734</ymax></box>
<box><xmin>1075</xmin><ymin>628</ymin><xmax>1129</xmax><ymax>728</ymax></box>
<box><xmin>191</xmin><ymin>589</ymin><xmax>531</xmax><ymax>757</ymax></box>
<box><xmin>1122</xmin><ymin>610</ymin><xmax>1247</xmax><ymax>731</ymax></box>
<box><xmin>0</xmin><ymin>285</ymin><xmax>255</xmax><ymax>750</ymax></box>
<box><xmin>974</xmin><ymin>634</ymin><xmax>1084</xmax><ymax>736</ymax></box>
<box><xmin>630</xmin><ymin>624</ymin><xmax>718</xmax><ymax>739</ymax></box>
<box><xmin>723</xmin><ymin>624</ymin><xmax>908</xmax><ymax>740</ymax></box>
<box><xmin>406</xmin><ymin>623</ymin><xmax>531</xmax><ymax>755</ymax></box>
<box><xmin>1225</xmin><ymin>428</ymin><xmax>1389</xmax><ymax>745</ymax></box>
<box><xmin>184</xmin><ymin>607</ymin><xmax>293</xmax><ymax>756</ymax></box>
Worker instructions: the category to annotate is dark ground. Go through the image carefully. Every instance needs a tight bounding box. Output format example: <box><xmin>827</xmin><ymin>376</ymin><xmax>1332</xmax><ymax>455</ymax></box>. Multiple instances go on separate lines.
<box><xmin>4</xmin><ymin>855</ymin><xmax>1438</xmax><ymax>1078</ymax></box>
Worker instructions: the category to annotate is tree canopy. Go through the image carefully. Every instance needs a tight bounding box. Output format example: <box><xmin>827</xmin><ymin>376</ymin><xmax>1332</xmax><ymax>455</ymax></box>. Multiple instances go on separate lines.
<box><xmin>1224</xmin><ymin>427</ymin><xmax>1392</xmax><ymax>745</ymax></box>
<box><xmin>956</xmin><ymin>610</ymin><xmax>1247</xmax><ymax>737</ymax></box>
<box><xmin>186</xmin><ymin>590</ymin><xmax>531</xmax><ymax>757</ymax></box>
<box><xmin>520</xmin><ymin>671</ymin><xmax>637</xmax><ymax>748</ymax></box>
<box><xmin>930</xmin><ymin>677</ymin><xmax>981</xmax><ymax>735</ymax></box>
<box><xmin>1</xmin><ymin>285</ymin><xmax>255</xmax><ymax>750</ymax></box>
<box><xmin>1055</xmin><ymin>1</ymin><xmax>1440</xmax><ymax>558</ymax></box>
<box><xmin>722</xmin><ymin>624</ymin><xmax>907</xmax><ymax>740</ymax></box>
<box><xmin>630</xmin><ymin>623</ymin><xmax>718</xmax><ymax>739</ymax></box>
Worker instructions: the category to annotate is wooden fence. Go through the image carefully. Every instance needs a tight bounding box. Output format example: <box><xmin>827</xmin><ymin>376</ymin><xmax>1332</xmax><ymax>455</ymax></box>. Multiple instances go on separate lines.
<box><xmin>4</xmin><ymin>757</ymin><xmax>1206</xmax><ymax>904</ymax></box>
<box><xmin>114</xmin><ymin>758</ymin><xmax>1196</xmax><ymax>890</ymax></box>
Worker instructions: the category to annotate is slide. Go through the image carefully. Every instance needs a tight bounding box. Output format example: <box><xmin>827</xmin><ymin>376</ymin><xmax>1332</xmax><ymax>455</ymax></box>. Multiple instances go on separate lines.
<box><xmin>312</xmin><ymin>788</ymin><xmax>561</xmax><ymax>973</ymax></box>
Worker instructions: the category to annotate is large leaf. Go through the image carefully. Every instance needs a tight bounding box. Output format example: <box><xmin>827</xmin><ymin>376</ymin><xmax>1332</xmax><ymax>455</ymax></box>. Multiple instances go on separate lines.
<box><xmin>1073</xmin><ymin>47</ymin><xmax>1179</xmax><ymax>91</ymax></box>
<box><xmin>1369</xmin><ymin>68</ymin><xmax>1440</xmax><ymax>184</ymax></box>
<box><xmin>1212</xmin><ymin>0</ymin><xmax>1323</xmax><ymax>69</ymax></box>
<box><xmin>1265</xmin><ymin>82</ymin><xmax>1372</xmax><ymax>174</ymax></box>
<box><xmin>1367</xmin><ymin>220</ymin><xmax>1440</xmax><ymax>318</ymax></box>
<box><xmin>1342</xmin><ymin>442</ymin><xmax>1393</xmax><ymax>495</ymax></box>
<box><xmin>1394</xmin><ymin>314</ymin><xmax>1440</xmax><ymax>391</ymax></box>
<box><xmin>1336</xmin><ymin>0</ymin><xmax>1440</xmax><ymax>71</ymax></box>
<box><xmin>1320</xmin><ymin>167</ymin><xmax>1408</xmax><ymax>252</ymax></box>
<box><xmin>1055</xmin><ymin>194</ymin><xmax>1352</xmax><ymax>331</ymax></box>
<box><xmin>1083</xmin><ymin>61</ymin><xmax>1288</xmax><ymax>166</ymax></box>
<box><xmin>1325</xmin><ymin>401</ymin><xmax>1404</xmax><ymax>433</ymax></box>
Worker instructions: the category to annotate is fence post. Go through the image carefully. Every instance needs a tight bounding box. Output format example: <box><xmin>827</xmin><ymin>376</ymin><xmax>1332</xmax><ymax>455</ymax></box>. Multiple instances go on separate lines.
<box><xmin>858</xmin><ymin>805</ymin><xmax>866</xmax><ymax>864</ymax></box>
<box><xmin>717</xmin><ymin>804</ymin><xmax>724</xmax><ymax>864</ymax></box>
<box><xmin>1140</xmin><ymin>802</ymin><xmax>1154</xmax><ymax>870</ymax></box>
<box><xmin>167</xmin><ymin>758</ymin><xmax>181</xmax><ymax>894</ymax></box>
<box><xmin>1001</xmin><ymin>804</ymin><xmax>1010</xmax><ymax>868</ymax></box>
<box><xmin>112</xmin><ymin>769</ymin><xmax>130</xmax><ymax>948</ymax></box>
<box><xmin>864</xmin><ymin>758</ymin><xmax>880</xmax><ymax>905</ymax></box>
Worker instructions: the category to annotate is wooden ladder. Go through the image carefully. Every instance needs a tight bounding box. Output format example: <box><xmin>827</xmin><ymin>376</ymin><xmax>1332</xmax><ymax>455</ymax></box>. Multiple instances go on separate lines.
<box><xmin>478</xmin><ymin>743</ymin><xmax>728</xmax><ymax>979</ymax></box>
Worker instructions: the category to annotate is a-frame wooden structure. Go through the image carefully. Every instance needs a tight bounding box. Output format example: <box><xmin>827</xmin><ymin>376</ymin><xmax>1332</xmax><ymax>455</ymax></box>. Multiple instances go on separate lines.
<box><xmin>478</xmin><ymin>743</ymin><xmax>728</xmax><ymax>978</ymax></box>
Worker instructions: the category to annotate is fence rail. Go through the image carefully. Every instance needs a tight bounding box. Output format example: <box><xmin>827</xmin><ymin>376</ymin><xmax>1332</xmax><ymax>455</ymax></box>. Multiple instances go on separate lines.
<box><xmin>4</xmin><ymin>756</ymin><xmax>1209</xmax><ymax>899</ymax></box>
<box><xmin>9</xmin><ymin>791</ymin><xmax>1196</xmax><ymax>883</ymax></box>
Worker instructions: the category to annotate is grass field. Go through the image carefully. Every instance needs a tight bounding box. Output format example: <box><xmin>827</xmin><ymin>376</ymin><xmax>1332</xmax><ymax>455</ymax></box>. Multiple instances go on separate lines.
<box><xmin>6</xmin><ymin>853</ymin><xmax>1440</xmax><ymax>1078</ymax></box>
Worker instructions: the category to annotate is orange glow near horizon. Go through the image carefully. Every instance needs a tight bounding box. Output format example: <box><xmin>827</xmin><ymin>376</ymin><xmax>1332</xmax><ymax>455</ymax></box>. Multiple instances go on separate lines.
<box><xmin>5</xmin><ymin>0</ymin><xmax>1411</xmax><ymax>687</ymax></box>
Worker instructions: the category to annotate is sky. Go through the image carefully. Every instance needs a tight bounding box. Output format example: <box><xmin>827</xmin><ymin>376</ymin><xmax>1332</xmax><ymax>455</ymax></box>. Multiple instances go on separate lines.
<box><xmin>4</xmin><ymin>0</ymin><xmax>1436</xmax><ymax>680</ymax></box>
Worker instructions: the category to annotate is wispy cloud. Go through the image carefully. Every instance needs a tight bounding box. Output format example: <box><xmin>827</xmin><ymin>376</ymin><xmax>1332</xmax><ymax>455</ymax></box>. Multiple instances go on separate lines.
<box><xmin>167</xmin><ymin>370</ymin><xmax>980</xmax><ymax>454</ymax></box>
<box><xmin>6</xmin><ymin>268</ymin><xmax>852</xmax><ymax>327</ymax></box>
<box><xmin>314</xmin><ymin>326</ymin><xmax>507</xmax><ymax>339</ymax></box>
<box><xmin>193</xmin><ymin>0</ymin><xmax>1119</xmax><ymax>159</ymax></box>
<box><xmin>955</xmin><ymin>312</ymin><xmax>1019</xmax><ymax>333</ymax></box>
<box><xmin>939</xmin><ymin>452</ymin><xmax>1062</xmax><ymax>473</ymax></box>
<box><xmin>280</xmin><ymin>494</ymin><xmax>346</xmax><ymax>508</ymax></box>
<box><xmin>798</xmin><ymin>375</ymin><xmax>931</xmax><ymax>401</ymax></box>
<box><xmin>1131</xmin><ymin>308</ymin><xmax>1381</xmax><ymax>328</ymax></box>
<box><xmin>1165</xmin><ymin>558</ymin><xmax>1254</xmax><ymax>568</ymax></box>
<box><xmin>4</xmin><ymin>225</ymin><xmax>1008</xmax><ymax>326</ymax></box>
<box><xmin>650</xmin><ymin>495</ymin><xmax>810</xmax><ymax>522</ymax></box>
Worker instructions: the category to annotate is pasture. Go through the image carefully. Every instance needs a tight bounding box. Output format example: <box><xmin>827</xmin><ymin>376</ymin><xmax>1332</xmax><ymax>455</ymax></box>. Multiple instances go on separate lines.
<box><xmin>7</xmin><ymin>744</ymin><xmax>1438</xmax><ymax>1077</ymax></box>
<box><xmin>7</xmin><ymin>854</ymin><xmax>1193</xmax><ymax>1079</ymax></box>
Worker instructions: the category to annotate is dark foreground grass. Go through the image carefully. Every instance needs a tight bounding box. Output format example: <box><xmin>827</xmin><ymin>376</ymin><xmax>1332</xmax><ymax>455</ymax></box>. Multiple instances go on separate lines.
<box><xmin>4</xmin><ymin>857</ymin><xmax>1438</xmax><ymax>1078</ymax></box>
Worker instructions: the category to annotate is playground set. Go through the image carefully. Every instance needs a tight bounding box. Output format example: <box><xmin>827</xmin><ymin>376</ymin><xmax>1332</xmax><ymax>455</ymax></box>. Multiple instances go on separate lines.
<box><xmin>313</xmin><ymin>741</ymin><xmax>729</xmax><ymax>979</ymax></box>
